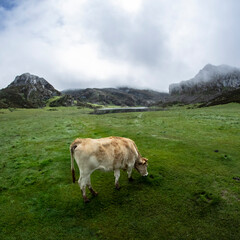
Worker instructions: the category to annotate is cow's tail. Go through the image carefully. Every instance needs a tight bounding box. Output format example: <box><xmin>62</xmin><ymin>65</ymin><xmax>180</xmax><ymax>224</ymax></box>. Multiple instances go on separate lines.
<box><xmin>70</xmin><ymin>144</ymin><xmax>77</xmax><ymax>183</ymax></box>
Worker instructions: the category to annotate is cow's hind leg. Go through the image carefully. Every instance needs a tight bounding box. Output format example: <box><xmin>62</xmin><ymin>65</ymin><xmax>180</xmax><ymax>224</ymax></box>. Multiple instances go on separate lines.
<box><xmin>78</xmin><ymin>176</ymin><xmax>90</xmax><ymax>203</ymax></box>
<box><xmin>114</xmin><ymin>169</ymin><xmax>121</xmax><ymax>190</ymax></box>
<box><xmin>86</xmin><ymin>176</ymin><xmax>98</xmax><ymax>197</ymax></box>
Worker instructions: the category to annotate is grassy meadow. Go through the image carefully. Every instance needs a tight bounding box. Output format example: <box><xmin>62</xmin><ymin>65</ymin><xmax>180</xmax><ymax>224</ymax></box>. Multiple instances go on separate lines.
<box><xmin>0</xmin><ymin>104</ymin><xmax>240</xmax><ymax>240</ymax></box>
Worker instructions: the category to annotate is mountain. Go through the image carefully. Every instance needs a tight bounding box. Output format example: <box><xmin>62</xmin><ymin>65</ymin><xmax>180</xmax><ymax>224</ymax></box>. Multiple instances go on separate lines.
<box><xmin>0</xmin><ymin>73</ymin><xmax>61</xmax><ymax>108</ymax></box>
<box><xmin>170</xmin><ymin>64</ymin><xmax>240</xmax><ymax>95</ymax></box>
<box><xmin>4</xmin><ymin>65</ymin><xmax>238</xmax><ymax>109</ymax></box>
<box><xmin>62</xmin><ymin>87</ymin><xmax>169</xmax><ymax>106</ymax></box>
<box><xmin>167</xmin><ymin>64</ymin><xmax>240</xmax><ymax>104</ymax></box>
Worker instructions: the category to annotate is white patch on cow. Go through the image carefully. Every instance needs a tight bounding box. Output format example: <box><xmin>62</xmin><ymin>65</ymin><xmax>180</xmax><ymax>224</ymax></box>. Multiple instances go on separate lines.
<box><xmin>89</xmin><ymin>155</ymin><xmax>99</xmax><ymax>168</ymax></box>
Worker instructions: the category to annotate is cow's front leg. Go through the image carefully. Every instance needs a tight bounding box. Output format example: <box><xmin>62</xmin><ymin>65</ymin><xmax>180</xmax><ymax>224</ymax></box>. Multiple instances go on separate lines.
<box><xmin>114</xmin><ymin>169</ymin><xmax>121</xmax><ymax>190</ymax></box>
<box><xmin>127</xmin><ymin>167</ymin><xmax>133</xmax><ymax>182</ymax></box>
<box><xmin>78</xmin><ymin>176</ymin><xmax>90</xmax><ymax>203</ymax></box>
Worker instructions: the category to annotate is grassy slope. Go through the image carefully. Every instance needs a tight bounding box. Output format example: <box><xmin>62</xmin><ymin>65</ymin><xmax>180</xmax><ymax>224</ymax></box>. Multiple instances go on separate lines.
<box><xmin>46</xmin><ymin>96</ymin><xmax>62</xmax><ymax>107</ymax></box>
<box><xmin>0</xmin><ymin>104</ymin><xmax>239</xmax><ymax>240</ymax></box>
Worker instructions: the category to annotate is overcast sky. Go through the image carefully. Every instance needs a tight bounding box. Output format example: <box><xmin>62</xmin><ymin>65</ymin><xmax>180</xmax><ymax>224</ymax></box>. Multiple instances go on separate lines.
<box><xmin>0</xmin><ymin>0</ymin><xmax>239</xmax><ymax>92</ymax></box>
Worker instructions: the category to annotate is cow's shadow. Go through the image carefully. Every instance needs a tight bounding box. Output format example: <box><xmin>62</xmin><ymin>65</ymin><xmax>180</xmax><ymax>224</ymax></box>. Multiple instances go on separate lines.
<box><xmin>70</xmin><ymin>171</ymin><xmax>164</xmax><ymax>219</ymax></box>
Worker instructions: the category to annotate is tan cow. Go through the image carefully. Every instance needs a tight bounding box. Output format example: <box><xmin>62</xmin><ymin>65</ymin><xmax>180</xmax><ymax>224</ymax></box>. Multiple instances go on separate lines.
<box><xmin>70</xmin><ymin>136</ymin><xmax>148</xmax><ymax>202</ymax></box>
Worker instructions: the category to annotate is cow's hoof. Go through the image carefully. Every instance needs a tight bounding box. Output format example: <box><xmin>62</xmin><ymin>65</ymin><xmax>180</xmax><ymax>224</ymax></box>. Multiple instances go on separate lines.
<box><xmin>128</xmin><ymin>177</ymin><xmax>134</xmax><ymax>182</ymax></box>
<box><xmin>84</xmin><ymin>198</ymin><xmax>90</xmax><ymax>203</ymax></box>
<box><xmin>115</xmin><ymin>185</ymin><xmax>121</xmax><ymax>190</ymax></box>
<box><xmin>90</xmin><ymin>188</ymin><xmax>98</xmax><ymax>197</ymax></box>
<box><xmin>92</xmin><ymin>192</ymin><xmax>98</xmax><ymax>197</ymax></box>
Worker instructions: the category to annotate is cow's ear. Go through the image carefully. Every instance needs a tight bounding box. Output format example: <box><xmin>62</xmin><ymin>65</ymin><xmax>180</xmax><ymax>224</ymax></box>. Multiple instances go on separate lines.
<box><xmin>141</xmin><ymin>157</ymin><xmax>148</xmax><ymax>164</ymax></box>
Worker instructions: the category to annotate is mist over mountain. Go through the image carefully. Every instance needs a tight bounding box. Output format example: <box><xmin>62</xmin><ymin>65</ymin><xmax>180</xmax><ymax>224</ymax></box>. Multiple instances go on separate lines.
<box><xmin>161</xmin><ymin>64</ymin><xmax>240</xmax><ymax>106</ymax></box>
<box><xmin>169</xmin><ymin>64</ymin><xmax>240</xmax><ymax>95</ymax></box>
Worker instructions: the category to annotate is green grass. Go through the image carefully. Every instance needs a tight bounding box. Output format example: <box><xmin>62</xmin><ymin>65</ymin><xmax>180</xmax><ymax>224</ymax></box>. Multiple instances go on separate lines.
<box><xmin>46</xmin><ymin>96</ymin><xmax>62</xmax><ymax>107</ymax></box>
<box><xmin>0</xmin><ymin>104</ymin><xmax>240</xmax><ymax>240</ymax></box>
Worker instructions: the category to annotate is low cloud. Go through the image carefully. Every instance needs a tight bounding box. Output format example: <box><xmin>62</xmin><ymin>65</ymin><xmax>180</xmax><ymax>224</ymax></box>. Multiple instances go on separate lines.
<box><xmin>0</xmin><ymin>0</ymin><xmax>239</xmax><ymax>92</ymax></box>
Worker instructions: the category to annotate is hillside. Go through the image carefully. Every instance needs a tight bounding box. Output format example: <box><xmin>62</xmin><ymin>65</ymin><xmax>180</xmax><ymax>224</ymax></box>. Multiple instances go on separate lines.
<box><xmin>63</xmin><ymin>87</ymin><xmax>169</xmax><ymax>106</ymax></box>
<box><xmin>199</xmin><ymin>88</ymin><xmax>240</xmax><ymax>107</ymax></box>
<box><xmin>0</xmin><ymin>73</ymin><xmax>61</xmax><ymax>108</ymax></box>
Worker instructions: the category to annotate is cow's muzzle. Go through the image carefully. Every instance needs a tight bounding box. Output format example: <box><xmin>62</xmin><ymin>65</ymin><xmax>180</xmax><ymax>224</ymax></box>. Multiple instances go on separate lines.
<box><xmin>143</xmin><ymin>172</ymin><xmax>148</xmax><ymax>177</ymax></box>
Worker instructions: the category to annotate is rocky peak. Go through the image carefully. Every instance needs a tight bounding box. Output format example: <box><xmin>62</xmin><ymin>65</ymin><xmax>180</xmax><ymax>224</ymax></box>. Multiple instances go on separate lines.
<box><xmin>9</xmin><ymin>73</ymin><xmax>51</xmax><ymax>88</ymax></box>
<box><xmin>7</xmin><ymin>73</ymin><xmax>60</xmax><ymax>96</ymax></box>
<box><xmin>0</xmin><ymin>73</ymin><xmax>61</xmax><ymax>108</ymax></box>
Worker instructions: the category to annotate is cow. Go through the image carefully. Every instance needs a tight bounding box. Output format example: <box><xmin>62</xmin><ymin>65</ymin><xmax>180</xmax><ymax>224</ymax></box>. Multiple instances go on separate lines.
<box><xmin>70</xmin><ymin>136</ymin><xmax>148</xmax><ymax>203</ymax></box>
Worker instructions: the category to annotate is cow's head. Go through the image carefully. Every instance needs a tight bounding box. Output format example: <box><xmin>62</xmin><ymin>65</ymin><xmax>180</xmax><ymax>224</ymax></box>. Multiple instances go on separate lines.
<box><xmin>135</xmin><ymin>157</ymin><xmax>148</xmax><ymax>176</ymax></box>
